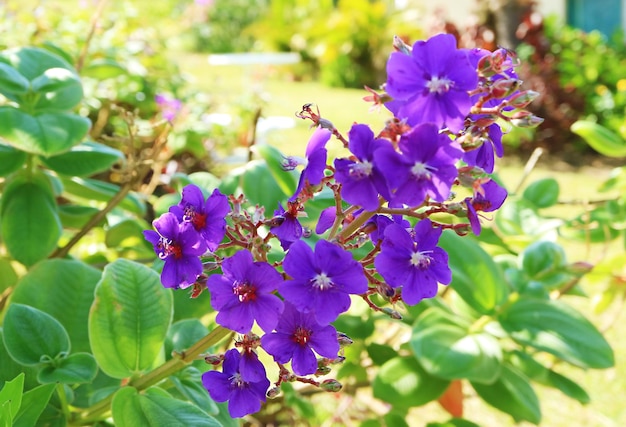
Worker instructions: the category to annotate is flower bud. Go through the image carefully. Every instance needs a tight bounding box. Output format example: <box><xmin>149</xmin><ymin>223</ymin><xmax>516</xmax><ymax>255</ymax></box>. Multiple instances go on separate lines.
<box><xmin>382</xmin><ymin>307</ymin><xmax>402</xmax><ymax>320</ymax></box>
<box><xmin>266</xmin><ymin>386</ymin><xmax>281</xmax><ymax>399</ymax></box>
<box><xmin>320</xmin><ymin>379</ymin><xmax>343</xmax><ymax>393</ymax></box>
<box><xmin>511</xmin><ymin>114</ymin><xmax>544</xmax><ymax>128</ymax></box>
<box><xmin>393</xmin><ymin>35</ymin><xmax>412</xmax><ymax>55</ymax></box>
<box><xmin>315</xmin><ymin>365</ymin><xmax>332</xmax><ymax>376</ymax></box>
<box><xmin>204</xmin><ymin>354</ymin><xmax>222</xmax><ymax>365</ymax></box>
<box><xmin>507</xmin><ymin>90</ymin><xmax>540</xmax><ymax>109</ymax></box>
<box><xmin>336</xmin><ymin>332</ymin><xmax>354</xmax><ymax>347</ymax></box>
<box><xmin>490</xmin><ymin>78</ymin><xmax>521</xmax><ymax>99</ymax></box>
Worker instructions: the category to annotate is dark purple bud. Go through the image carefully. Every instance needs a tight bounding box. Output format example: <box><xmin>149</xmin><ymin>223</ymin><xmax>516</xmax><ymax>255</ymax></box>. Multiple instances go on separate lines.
<box><xmin>266</xmin><ymin>386</ymin><xmax>281</xmax><ymax>399</ymax></box>
<box><xmin>336</xmin><ymin>332</ymin><xmax>354</xmax><ymax>347</ymax></box>
<box><xmin>204</xmin><ymin>354</ymin><xmax>222</xmax><ymax>365</ymax></box>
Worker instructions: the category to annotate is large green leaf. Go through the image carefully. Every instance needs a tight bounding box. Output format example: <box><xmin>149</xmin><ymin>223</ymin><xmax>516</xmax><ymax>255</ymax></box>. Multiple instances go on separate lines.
<box><xmin>112</xmin><ymin>387</ymin><xmax>221</xmax><ymax>427</ymax></box>
<box><xmin>0</xmin><ymin>179</ymin><xmax>61</xmax><ymax>266</ymax></box>
<box><xmin>0</xmin><ymin>63</ymin><xmax>29</xmax><ymax>95</ymax></box>
<box><xmin>0</xmin><ymin>47</ymin><xmax>76</xmax><ymax>82</ymax></box>
<box><xmin>372</xmin><ymin>356</ymin><xmax>449</xmax><ymax>409</ymax></box>
<box><xmin>168</xmin><ymin>367</ymin><xmax>218</xmax><ymax>415</ymax></box>
<box><xmin>240</xmin><ymin>160</ymin><xmax>287</xmax><ymax>210</ymax></box>
<box><xmin>0</xmin><ymin>373</ymin><xmax>24</xmax><ymax>422</ymax></box>
<box><xmin>40</xmin><ymin>141</ymin><xmax>124</xmax><ymax>176</ymax></box>
<box><xmin>0</xmin><ymin>143</ymin><xmax>26</xmax><ymax>177</ymax></box>
<box><xmin>2</xmin><ymin>304</ymin><xmax>70</xmax><ymax>366</ymax></box>
<box><xmin>498</xmin><ymin>297</ymin><xmax>614</xmax><ymax>369</ymax></box>
<box><xmin>30</xmin><ymin>68</ymin><xmax>83</xmax><ymax>111</ymax></box>
<box><xmin>0</xmin><ymin>108</ymin><xmax>90</xmax><ymax>156</ymax></box>
<box><xmin>12</xmin><ymin>383</ymin><xmax>55</xmax><ymax>427</ymax></box>
<box><xmin>571</xmin><ymin>120</ymin><xmax>626</xmax><ymax>158</ymax></box>
<box><xmin>11</xmin><ymin>259</ymin><xmax>101</xmax><ymax>353</ymax></box>
<box><xmin>522</xmin><ymin>178</ymin><xmax>559</xmax><ymax>208</ymax></box>
<box><xmin>439</xmin><ymin>231</ymin><xmax>509</xmax><ymax>314</ymax></box>
<box><xmin>254</xmin><ymin>143</ymin><xmax>298</xmax><ymax>196</ymax></box>
<box><xmin>89</xmin><ymin>259</ymin><xmax>173</xmax><ymax>378</ymax></box>
<box><xmin>411</xmin><ymin>307</ymin><xmax>502</xmax><ymax>384</ymax></box>
<box><xmin>471</xmin><ymin>364</ymin><xmax>540</xmax><ymax>424</ymax></box>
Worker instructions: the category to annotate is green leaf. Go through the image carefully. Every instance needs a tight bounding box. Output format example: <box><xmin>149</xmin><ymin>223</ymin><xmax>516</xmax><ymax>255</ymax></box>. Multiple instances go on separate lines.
<box><xmin>410</xmin><ymin>307</ymin><xmax>502</xmax><ymax>383</ymax></box>
<box><xmin>522</xmin><ymin>178</ymin><xmax>559</xmax><ymax>208</ymax></box>
<box><xmin>11</xmin><ymin>259</ymin><xmax>101</xmax><ymax>353</ymax></box>
<box><xmin>112</xmin><ymin>387</ymin><xmax>220</xmax><ymax>427</ymax></box>
<box><xmin>571</xmin><ymin>120</ymin><xmax>626</xmax><ymax>158</ymax></box>
<box><xmin>521</xmin><ymin>240</ymin><xmax>567</xmax><ymax>278</ymax></box>
<box><xmin>0</xmin><ymin>108</ymin><xmax>90</xmax><ymax>156</ymax></box>
<box><xmin>0</xmin><ymin>373</ymin><xmax>24</xmax><ymax>421</ymax></box>
<box><xmin>3</xmin><ymin>304</ymin><xmax>70</xmax><ymax>366</ymax></box>
<box><xmin>81</xmin><ymin>59</ymin><xmax>128</xmax><ymax>79</ymax></box>
<box><xmin>545</xmin><ymin>370</ymin><xmax>590</xmax><ymax>404</ymax></box>
<box><xmin>366</xmin><ymin>342</ymin><xmax>397</xmax><ymax>366</ymax></box>
<box><xmin>58</xmin><ymin>204</ymin><xmax>102</xmax><ymax>229</ymax></box>
<box><xmin>37</xmin><ymin>353</ymin><xmax>98</xmax><ymax>384</ymax></box>
<box><xmin>187</xmin><ymin>172</ymin><xmax>221</xmax><ymax>193</ymax></box>
<box><xmin>372</xmin><ymin>356</ymin><xmax>449</xmax><ymax>409</ymax></box>
<box><xmin>0</xmin><ymin>143</ymin><xmax>27</xmax><ymax>177</ymax></box>
<box><xmin>439</xmin><ymin>231</ymin><xmax>509</xmax><ymax>314</ymax></box>
<box><xmin>59</xmin><ymin>175</ymin><xmax>147</xmax><ymax>216</ymax></box>
<box><xmin>240</xmin><ymin>160</ymin><xmax>287</xmax><ymax>209</ymax></box>
<box><xmin>0</xmin><ymin>63</ymin><xmax>29</xmax><ymax>95</ymax></box>
<box><xmin>89</xmin><ymin>259</ymin><xmax>173</xmax><ymax>378</ymax></box>
<box><xmin>332</xmin><ymin>314</ymin><xmax>375</xmax><ymax>340</ymax></box>
<box><xmin>40</xmin><ymin>141</ymin><xmax>124</xmax><ymax>176</ymax></box>
<box><xmin>164</xmin><ymin>319</ymin><xmax>209</xmax><ymax>358</ymax></box>
<box><xmin>498</xmin><ymin>297</ymin><xmax>614</xmax><ymax>369</ymax></box>
<box><xmin>169</xmin><ymin>367</ymin><xmax>218</xmax><ymax>414</ymax></box>
<box><xmin>254</xmin><ymin>143</ymin><xmax>297</xmax><ymax>196</ymax></box>
<box><xmin>0</xmin><ymin>178</ymin><xmax>61</xmax><ymax>266</ymax></box>
<box><xmin>0</xmin><ymin>257</ymin><xmax>18</xmax><ymax>293</ymax></box>
<box><xmin>471</xmin><ymin>364</ymin><xmax>540</xmax><ymax>424</ymax></box>
<box><xmin>12</xmin><ymin>383</ymin><xmax>55</xmax><ymax>427</ymax></box>
<box><xmin>426</xmin><ymin>419</ymin><xmax>481</xmax><ymax>427</ymax></box>
<box><xmin>0</xmin><ymin>47</ymin><xmax>76</xmax><ymax>81</ymax></box>
<box><xmin>30</xmin><ymin>67</ymin><xmax>83</xmax><ymax>111</ymax></box>
<box><xmin>105</xmin><ymin>218</ymin><xmax>152</xmax><ymax>249</ymax></box>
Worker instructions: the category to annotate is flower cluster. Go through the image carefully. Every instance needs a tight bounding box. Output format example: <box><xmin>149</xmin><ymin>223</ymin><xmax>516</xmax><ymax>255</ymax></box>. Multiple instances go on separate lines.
<box><xmin>144</xmin><ymin>33</ymin><xmax>541</xmax><ymax>418</ymax></box>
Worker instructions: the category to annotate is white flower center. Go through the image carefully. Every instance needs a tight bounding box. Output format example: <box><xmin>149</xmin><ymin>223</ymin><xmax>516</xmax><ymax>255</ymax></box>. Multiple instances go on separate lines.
<box><xmin>426</xmin><ymin>76</ymin><xmax>452</xmax><ymax>94</ymax></box>
<box><xmin>349</xmin><ymin>160</ymin><xmax>373</xmax><ymax>179</ymax></box>
<box><xmin>410</xmin><ymin>251</ymin><xmax>432</xmax><ymax>269</ymax></box>
<box><xmin>312</xmin><ymin>272</ymin><xmax>333</xmax><ymax>290</ymax></box>
<box><xmin>411</xmin><ymin>162</ymin><xmax>435</xmax><ymax>179</ymax></box>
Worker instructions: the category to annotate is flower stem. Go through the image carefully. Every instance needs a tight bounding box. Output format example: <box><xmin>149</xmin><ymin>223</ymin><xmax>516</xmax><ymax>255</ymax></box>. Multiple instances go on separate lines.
<box><xmin>76</xmin><ymin>326</ymin><xmax>231</xmax><ymax>424</ymax></box>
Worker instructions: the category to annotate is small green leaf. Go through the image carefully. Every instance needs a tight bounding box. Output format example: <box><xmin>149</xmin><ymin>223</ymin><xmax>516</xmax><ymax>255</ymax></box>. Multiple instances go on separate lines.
<box><xmin>11</xmin><ymin>259</ymin><xmax>101</xmax><ymax>353</ymax></box>
<box><xmin>521</xmin><ymin>240</ymin><xmax>567</xmax><ymax>278</ymax></box>
<box><xmin>105</xmin><ymin>218</ymin><xmax>152</xmax><ymax>249</ymax></box>
<box><xmin>499</xmin><ymin>297</ymin><xmax>614</xmax><ymax>369</ymax></box>
<box><xmin>59</xmin><ymin>175</ymin><xmax>147</xmax><ymax>216</ymax></box>
<box><xmin>471</xmin><ymin>364</ymin><xmax>540</xmax><ymax>424</ymax></box>
<box><xmin>0</xmin><ymin>373</ymin><xmax>24</xmax><ymax>420</ymax></box>
<box><xmin>366</xmin><ymin>342</ymin><xmax>397</xmax><ymax>366</ymax></box>
<box><xmin>411</xmin><ymin>307</ymin><xmax>502</xmax><ymax>383</ymax></box>
<box><xmin>58</xmin><ymin>204</ymin><xmax>102</xmax><ymax>229</ymax></box>
<box><xmin>40</xmin><ymin>141</ymin><xmax>124</xmax><ymax>176</ymax></box>
<box><xmin>37</xmin><ymin>353</ymin><xmax>98</xmax><ymax>384</ymax></box>
<box><xmin>0</xmin><ymin>143</ymin><xmax>27</xmax><ymax>177</ymax></box>
<box><xmin>89</xmin><ymin>259</ymin><xmax>173</xmax><ymax>378</ymax></box>
<box><xmin>372</xmin><ymin>356</ymin><xmax>449</xmax><ymax>409</ymax></box>
<box><xmin>571</xmin><ymin>120</ymin><xmax>626</xmax><ymax>158</ymax></box>
<box><xmin>112</xmin><ymin>387</ymin><xmax>221</xmax><ymax>427</ymax></box>
<box><xmin>81</xmin><ymin>59</ymin><xmax>128</xmax><ymax>79</ymax></box>
<box><xmin>522</xmin><ymin>178</ymin><xmax>559</xmax><ymax>208</ymax></box>
<box><xmin>332</xmin><ymin>314</ymin><xmax>375</xmax><ymax>340</ymax></box>
<box><xmin>439</xmin><ymin>231</ymin><xmax>509</xmax><ymax>314</ymax></box>
<box><xmin>0</xmin><ymin>63</ymin><xmax>29</xmax><ymax>95</ymax></box>
<box><xmin>0</xmin><ymin>108</ymin><xmax>90</xmax><ymax>156</ymax></box>
<box><xmin>12</xmin><ymin>383</ymin><xmax>55</xmax><ymax>427</ymax></box>
<box><xmin>169</xmin><ymin>367</ymin><xmax>218</xmax><ymax>415</ymax></box>
<box><xmin>3</xmin><ymin>304</ymin><xmax>70</xmax><ymax>366</ymax></box>
<box><xmin>254</xmin><ymin>144</ymin><xmax>298</xmax><ymax>196</ymax></box>
<box><xmin>164</xmin><ymin>320</ymin><xmax>209</xmax><ymax>358</ymax></box>
<box><xmin>0</xmin><ymin>47</ymin><xmax>76</xmax><ymax>81</ymax></box>
<box><xmin>30</xmin><ymin>67</ymin><xmax>83</xmax><ymax>111</ymax></box>
<box><xmin>0</xmin><ymin>257</ymin><xmax>18</xmax><ymax>293</ymax></box>
<box><xmin>240</xmin><ymin>160</ymin><xmax>287</xmax><ymax>209</ymax></box>
<box><xmin>545</xmin><ymin>370</ymin><xmax>590</xmax><ymax>404</ymax></box>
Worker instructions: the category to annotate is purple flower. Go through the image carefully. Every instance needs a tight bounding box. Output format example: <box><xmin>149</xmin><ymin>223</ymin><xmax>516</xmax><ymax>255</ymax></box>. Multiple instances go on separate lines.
<box><xmin>334</xmin><ymin>124</ymin><xmax>392</xmax><ymax>211</ymax></box>
<box><xmin>287</xmin><ymin>126</ymin><xmax>332</xmax><ymax>202</ymax></box>
<box><xmin>270</xmin><ymin>202</ymin><xmax>304</xmax><ymax>250</ymax></box>
<box><xmin>463</xmin><ymin>124</ymin><xmax>503</xmax><ymax>173</ymax></box>
<box><xmin>374</xmin><ymin>219</ymin><xmax>451</xmax><ymax>305</ymax></box>
<box><xmin>239</xmin><ymin>347</ymin><xmax>266</xmax><ymax>382</ymax></box>
<box><xmin>155</xmin><ymin>93</ymin><xmax>183</xmax><ymax>122</ymax></box>
<box><xmin>202</xmin><ymin>348</ymin><xmax>269</xmax><ymax>418</ymax></box>
<box><xmin>207</xmin><ymin>250</ymin><xmax>284</xmax><ymax>333</ymax></box>
<box><xmin>465</xmin><ymin>179</ymin><xmax>508</xmax><ymax>235</ymax></box>
<box><xmin>375</xmin><ymin>123</ymin><xmax>463</xmax><ymax>206</ymax></box>
<box><xmin>143</xmin><ymin>212</ymin><xmax>207</xmax><ymax>288</ymax></box>
<box><xmin>280</xmin><ymin>240</ymin><xmax>368</xmax><ymax>325</ymax></box>
<box><xmin>261</xmin><ymin>302</ymin><xmax>339</xmax><ymax>376</ymax></box>
<box><xmin>169</xmin><ymin>185</ymin><xmax>229</xmax><ymax>252</ymax></box>
<box><xmin>315</xmin><ymin>206</ymin><xmax>336</xmax><ymax>235</ymax></box>
<box><xmin>385</xmin><ymin>33</ymin><xmax>478</xmax><ymax>132</ymax></box>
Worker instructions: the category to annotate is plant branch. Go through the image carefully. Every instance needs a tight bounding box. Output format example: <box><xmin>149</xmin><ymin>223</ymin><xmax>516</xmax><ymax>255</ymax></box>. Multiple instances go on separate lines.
<box><xmin>75</xmin><ymin>0</ymin><xmax>109</xmax><ymax>72</ymax></box>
